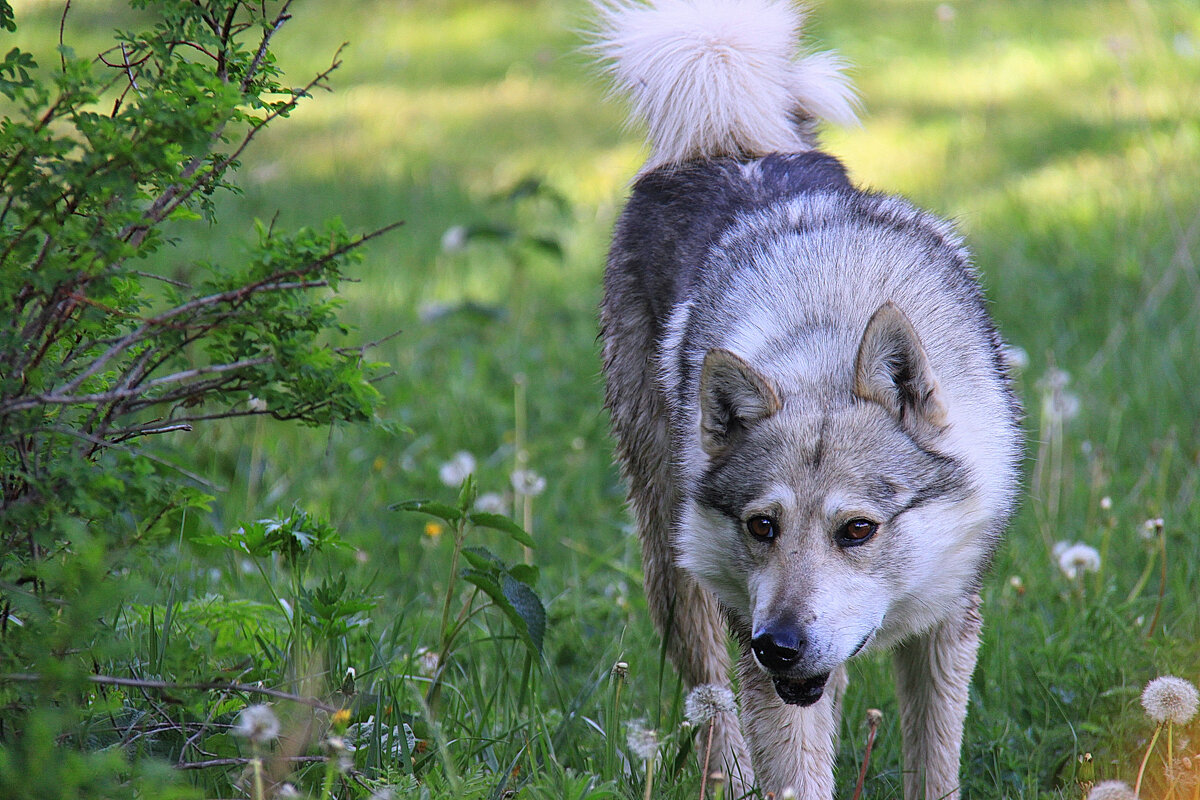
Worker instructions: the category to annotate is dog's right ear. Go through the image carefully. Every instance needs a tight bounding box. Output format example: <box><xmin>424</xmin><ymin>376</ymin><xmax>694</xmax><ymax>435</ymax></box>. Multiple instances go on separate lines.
<box><xmin>699</xmin><ymin>349</ymin><xmax>782</xmax><ymax>456</ymax></box>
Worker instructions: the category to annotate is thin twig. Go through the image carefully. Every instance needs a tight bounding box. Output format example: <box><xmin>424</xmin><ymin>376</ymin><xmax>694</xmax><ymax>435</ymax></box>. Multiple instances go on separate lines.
<box><xmin>178</xmin><ymin>755</ymin><xmax>325</xmax><ymax>771</ymax></box>
<box><xmin>0</xmin><ymin>673</ymin><xmax>340</xmax><ymax>713</ymax></box>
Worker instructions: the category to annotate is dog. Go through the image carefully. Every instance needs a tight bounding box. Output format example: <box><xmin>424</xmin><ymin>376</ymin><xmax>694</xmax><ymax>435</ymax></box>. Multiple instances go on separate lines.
<box><xmin>594</xmin><ymin>1</ymin><xmax>1023</xmax><ymax>797</ymax></box>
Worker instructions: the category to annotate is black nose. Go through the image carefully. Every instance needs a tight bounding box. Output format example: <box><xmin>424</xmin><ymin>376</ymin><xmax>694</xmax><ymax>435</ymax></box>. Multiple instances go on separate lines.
<box><xmin>751</xmin><ymin>625</ymin><xmax>804</xmax><ymax>672</ymax></box>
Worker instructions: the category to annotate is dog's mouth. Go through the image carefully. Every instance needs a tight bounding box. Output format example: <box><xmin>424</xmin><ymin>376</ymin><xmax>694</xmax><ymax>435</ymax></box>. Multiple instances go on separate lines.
<box><xmin>771</xmin><ymin>671</ymin><xmax>830</xmax><ymax>706</ymax></box>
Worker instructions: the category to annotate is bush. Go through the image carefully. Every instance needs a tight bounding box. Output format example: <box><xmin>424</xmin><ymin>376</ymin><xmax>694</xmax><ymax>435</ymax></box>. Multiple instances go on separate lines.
<box><xmin>0</xmin><ymin>1</ymin><xmax>394</xmax><ymax>795</ymax></box>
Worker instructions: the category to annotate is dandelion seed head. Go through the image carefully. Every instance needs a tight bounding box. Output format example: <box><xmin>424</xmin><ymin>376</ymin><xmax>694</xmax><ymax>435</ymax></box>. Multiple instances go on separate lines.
<box><xmin>441</xmin><ymin>225</ymin><xmax>468</xmax><ymax>253</ymax></box>
<box><xmin>1086</xmin><ymin>780</ymin><xmax>1138</xmax><ymax>800</ymax></box>
<box><xmin>438</xmin><ymin>451</ymin><xmax>476</xmax><ymax>487</ymax></box>
<box><xmin>416</xmin><ymin>647</ymin><xmax>440</xmax><ymax>678</ymax></box>
<box><xmin>1100</xmin><ymin>496</ymin><xmax>1113</xmax><ymax>511</ymax></box>
<box><xmin>1140</xmin><ymin>518</ymin><xmax>1164</xmax><ymax>541</ymax></box>
<box><xmin>684</xmin><ymin>683</ymin><xmax>737</xmax><ymax>726</ymax></box>
<box><xmin>233</xmin><ymin>704</ymin><xmax>280</xmax><ymax>744</ymax></box>
<box><xmin>611</xmin><ymin>660</ymin><xmax>629</xmax><ymax>680</ymax></box>
<box><xmin>1056</xmin><ymin>542</ymin><xmax>1101</xmax><ymax>579</ymax></box>
<box><xmin>1141</xmin><ymin>675</ymin><xmax>1200</xmax><ymax>724</ymax></box>
<box><xmin>474</xmin><ymin>492</ymin><xmax>508</xmax><ymax>514</ymax></box>
<box><xmin>511</xmin><ymin>468</ymin><xmax>546</xmax><ymax>497</ymax></box>
<box><xmin>626</xmin><ymin>719</ymin><xmax>659</xmax><ymax>762</ymax></box>
<box><xmin>276</xmin><ymin>783</ymin><xmax>301</xmax><ymax>798</ymax></box>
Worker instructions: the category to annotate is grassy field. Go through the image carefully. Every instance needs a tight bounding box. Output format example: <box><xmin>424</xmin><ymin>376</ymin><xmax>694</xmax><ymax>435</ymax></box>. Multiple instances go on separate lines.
<box><xmin>6</xmin><ymin>0</ymin><xmax>1200</xmax><ymax>797</ymax></box>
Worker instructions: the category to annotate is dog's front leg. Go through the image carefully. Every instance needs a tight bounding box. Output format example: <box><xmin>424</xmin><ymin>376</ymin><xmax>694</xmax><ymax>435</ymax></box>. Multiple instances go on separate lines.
<box><xmin>737</xmin><ymin>653</ymin><xmax>846</xmax><ymax>798</ymax></box>
<box><xmin>893</xmin><ymin>594</ymin><xmax>983</xmax><ymax>800</ymax></box>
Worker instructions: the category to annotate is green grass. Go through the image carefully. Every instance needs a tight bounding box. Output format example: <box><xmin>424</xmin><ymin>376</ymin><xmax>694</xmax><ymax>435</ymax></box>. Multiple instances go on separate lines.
<box><xmin>6</xmin><ymin>0</ymin><xmax>1200</xmax><ymax>797</ymax></box>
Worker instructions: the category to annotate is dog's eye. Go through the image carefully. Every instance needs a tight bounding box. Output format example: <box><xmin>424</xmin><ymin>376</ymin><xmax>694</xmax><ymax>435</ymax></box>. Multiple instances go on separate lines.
<box><xmin>746</xmin><ymin>515</ymin><xmax>777</xmax><ymax>542</ymax></box>
<box><xmin>836</xmin><ymin>518</ymin><xmax>878</xmax><ymax>546</ymax></box>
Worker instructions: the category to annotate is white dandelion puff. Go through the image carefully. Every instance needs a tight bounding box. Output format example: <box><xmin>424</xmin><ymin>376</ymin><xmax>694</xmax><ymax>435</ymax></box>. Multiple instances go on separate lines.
<box><xmin>1086</xmin><ymin>780</ymin><xmax>1137</xmax><ymax>800</ymax></box>
<box><xmin>684</xmin><ymin>684</ymin><xmax>737</xmax><ymax>727</ymax></box>
<box><xmin>1056</xmin><ymin>542</ymin><xmax>1101</xmax><ymax>579</ymax></box>
<box><xmin>1100</xmin><ymin>496</ymin><xmax>1112</xmax><ymax>511</ymax></box>
<box><xmin>440</xmin><ymin>225</ymin><xmax>468</xmax><ymax>253</ymax></box>
<box><xmin>438</xmin><ymin>451</ymin><xmax>476</xmax><ymax>487</ymax></box>
<box><xmin>415</xmin><ymin>647</ymin><xmax>440</xmax><ymax>678</ymax></box>
<box><xmin>1141</xmin><ymin>675</ymin><xmax>1199</xmax><ymax>725</ymax></box>
<box><xmin>233</xmin><ymin>704</ymin><xmax>280</xmax><ymax>744</ymax></box>
<box><xmin>474</xmin><ymin>492</ymin><xmax>508</xmax><ymax>514</ymax></box>
<box><xmin>510</xmin><ymin>468</ymin><xmax>546</xmax><ymax>497</ymax></box>
<box><xmin>1139</xmin><ymin>518</ymin><xmax>1164</xmax><ymax>541</ymax></box>
<box><xmin>1002</xmin><ymin>344</ymin><xmax>1028</xmax><ymax>372</ymax></box>
<box><xmin>626</xmin><ymin>719</ymin><xmax>659</xmax><ymax>762</ymax></box>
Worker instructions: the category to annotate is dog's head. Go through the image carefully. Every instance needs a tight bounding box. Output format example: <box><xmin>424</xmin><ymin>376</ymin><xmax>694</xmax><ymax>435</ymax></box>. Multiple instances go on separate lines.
<box><xmin>678</xmin><ymin>303</ymin><xmax>989</xmax><ymax>706</ymax></box>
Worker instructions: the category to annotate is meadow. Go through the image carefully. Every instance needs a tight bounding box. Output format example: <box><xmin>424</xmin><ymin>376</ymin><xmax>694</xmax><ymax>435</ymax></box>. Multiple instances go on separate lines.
<box><xmin>3</xmin><ymin>0</ymin><xmax>1200</xmax><ymax>797</ymax></box>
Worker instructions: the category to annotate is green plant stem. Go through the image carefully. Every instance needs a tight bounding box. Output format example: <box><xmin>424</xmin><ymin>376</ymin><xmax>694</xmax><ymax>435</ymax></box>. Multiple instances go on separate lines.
<box><xmin>320</xmin><ymin>752</ymin><xmax>337</xmax><ymax>799</ymax></box>
<box><xmin>1144</xmin><ymin>531</ymin><xmax>1167</xmax><ymax>638</ymax></box>
<box><xmin>643</xmin><ymin>755</ymin><xmax>656</xmax><ymax>800</ymax></box>
<box><xmin>606</xmin><ymin>670</ymin><xmax>624</xmax><ymax>781</ymax></box>
<box><xmin>1135</xmin><ymin>721</ymin><xmax>1164</xmax><ymax>798</ymax></box>
<box><xmin>251</xmin><ymin>754</ymin><xmax>265</xmax><ymax>800</ymax></box>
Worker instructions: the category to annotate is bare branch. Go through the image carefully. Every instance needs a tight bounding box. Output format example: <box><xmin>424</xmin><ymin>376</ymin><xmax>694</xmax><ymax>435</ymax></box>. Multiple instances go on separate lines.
<box><xmin>0</xmin><ymin>673</ymin><xmax>341</xmax><ymax>713</ymax></box>
<box><xmin>1</xmin><ymin>357</ymin><xmax>273</xmax><ymax>414</ymax></box>
<box><xmin>178</xmin><ymin>755</ymin><xmax>326</xmax><ymax>771</ymax></box>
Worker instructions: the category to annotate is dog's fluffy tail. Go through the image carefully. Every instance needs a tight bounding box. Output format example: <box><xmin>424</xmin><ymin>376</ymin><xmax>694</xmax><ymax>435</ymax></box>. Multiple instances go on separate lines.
<box><xmin>593</xmin><ymin>0</ymin><xmax>858</xmax><ymax>171</ymax></box>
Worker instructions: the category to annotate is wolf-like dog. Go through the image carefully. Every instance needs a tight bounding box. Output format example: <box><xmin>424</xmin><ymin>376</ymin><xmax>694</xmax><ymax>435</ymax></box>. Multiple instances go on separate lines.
<box><xmin>594</xmin><ymin>1</ymin><xmax>1023</xmax><ymax>797</ymax></box>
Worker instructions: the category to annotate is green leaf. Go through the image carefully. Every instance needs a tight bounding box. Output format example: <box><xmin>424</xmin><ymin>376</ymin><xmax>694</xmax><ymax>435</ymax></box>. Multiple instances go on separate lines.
<box><xmin>390</xmin><ymin>499</ymin><xmax>463</xmax><ymax>524</ymax></box>
<box><xmin>502</xmin><ymin>574</ymin><xmax>545</xmax><ymax>656</ymax></box>
<box><xmin>468</xmin><ymin>512</ymin><xmax>534</xmax><ymax>548</ymax></box>
<box><xmin>460</xmin><ymin>568</ymin><xmax>545</xmax><ymax>657</ymax></box>
<box><xmin>507</xmin><ymin>563</ymin><xmax>539</xmax><ymax>587</ymax></box>
<box><xmin>460</xmin><ymin>546</ymin><xmax>503</xmax><ymax>572</ymax></box>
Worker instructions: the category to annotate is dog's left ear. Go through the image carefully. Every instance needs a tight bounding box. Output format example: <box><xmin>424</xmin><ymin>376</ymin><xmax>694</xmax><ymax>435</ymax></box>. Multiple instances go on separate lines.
<box><xmin>699</xmin><ymin>349</ymin><xmax>782</xmax><ymax>456</ymax></box>
<box><xmin>853</xmin><ymin>302</ymin><xmax>948</xmax><ymax>432</ymax></box>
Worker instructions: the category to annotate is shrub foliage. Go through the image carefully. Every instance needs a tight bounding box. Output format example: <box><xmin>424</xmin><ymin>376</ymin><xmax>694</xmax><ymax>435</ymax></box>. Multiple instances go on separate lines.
<box><xmin>0</xmin><ymin>1</ymin><xmax>392</xmax><ymax>794</ymax></box>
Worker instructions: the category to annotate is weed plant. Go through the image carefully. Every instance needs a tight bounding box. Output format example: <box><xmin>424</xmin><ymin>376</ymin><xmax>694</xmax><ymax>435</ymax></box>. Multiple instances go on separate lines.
<box><xmin>1</xmin><ymin>0</ymin><xmax>1199</xmax><ymax>798</ymax></box>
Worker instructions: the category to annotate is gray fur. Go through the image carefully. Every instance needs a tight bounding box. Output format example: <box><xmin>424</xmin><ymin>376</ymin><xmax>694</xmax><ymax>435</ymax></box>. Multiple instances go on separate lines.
<box><xmin>601</xmin><ymin>152</ymin><xmax>1021</xmax><ymax>798</ymax></box>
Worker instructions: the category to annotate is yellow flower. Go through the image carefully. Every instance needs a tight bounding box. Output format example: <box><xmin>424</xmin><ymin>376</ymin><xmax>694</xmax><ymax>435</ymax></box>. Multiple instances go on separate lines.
<box><xmin>331</xmin><ymin>708</ymin><xmax>351</xmax><ymax>730</ymax></box>
<box><xmin>424</xmin><ymin>520</ymin><xmax>444</xmax><ymax>538</ymax></box>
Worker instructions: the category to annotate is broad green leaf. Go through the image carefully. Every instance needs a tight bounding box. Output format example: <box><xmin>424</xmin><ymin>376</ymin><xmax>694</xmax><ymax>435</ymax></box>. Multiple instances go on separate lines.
<box><xmin>468</xmin><ymin>512</ymin><xmax>534</xmax><ymax>548</ymax></box>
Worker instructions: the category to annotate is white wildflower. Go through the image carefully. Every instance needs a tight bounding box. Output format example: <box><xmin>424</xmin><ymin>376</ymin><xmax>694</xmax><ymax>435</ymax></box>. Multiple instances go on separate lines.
<box><xmin>233</xmin><ymin>704</ymin><xmax>280</xmax><ymax>744</ymax></box>
<box><xmin>1140</xmin><ymin>518</ymin><xmax>1164</xmax><ymax>541</ymax></box>
<box><xmin>1141</xmin><ymin>675</ymin><xmax>1200</xmax><ymax>725</ymax></box>
<box><xmin>1100</xmin><ymin>496</ymin><xmax>1112</xmax><ymax>511</ymax></box>
<box><xmin>626</xmin><ymin>719</ymin><xmax>659</xmax><ymax>762</ymax></box>
<box><xmin>684</xmin><ymin>684</ymin><xmax>737</xmax><ymax>726</ymax></box>
<box><xmin>1086</xmin><ymin>780</ymin><xmax>1137</xmax><ymax>800</ymax></box>
<box><xmin>438</xmin><ymin>451</ymin><xmax>476</xmax><ymax>487</ymax></box>
<box><xmin>510</xmin><ymin>468</ymin><xmax>546</xmax><ymax>497</ymax></box>
<box><xmin>440</xmin><ymin>225</ymin><xmax>468</xmax><ymax>253</ymax></box>
<box><xmin>1056</xmin><ymin>542</ymin><xmax>1101</xmax><ymax>579</ymax></box>
<box><xmin>474</xmin><ymin>492</ymin><xmax>508</xmax><ymax>514</ymax></box>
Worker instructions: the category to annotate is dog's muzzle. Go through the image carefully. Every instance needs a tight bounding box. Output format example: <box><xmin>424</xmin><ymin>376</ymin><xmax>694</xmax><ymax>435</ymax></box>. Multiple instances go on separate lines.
<box><xmin>772</xmin><ymin>672</ymin><xmax>830</xmax><ymax>706</ymax></box>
